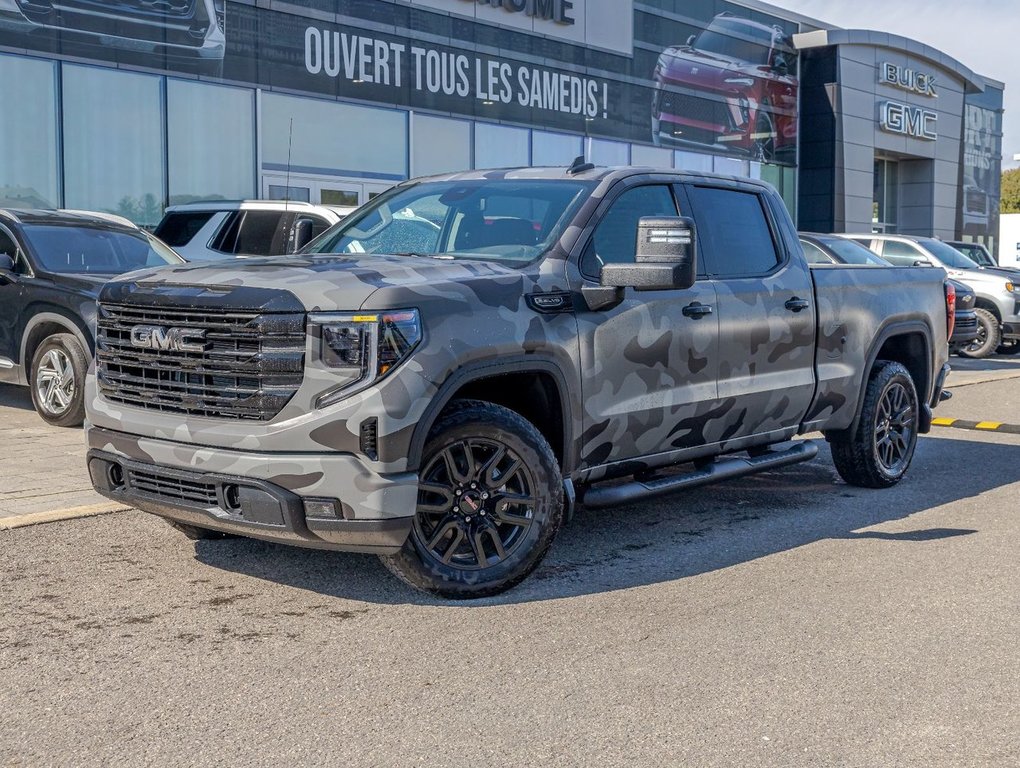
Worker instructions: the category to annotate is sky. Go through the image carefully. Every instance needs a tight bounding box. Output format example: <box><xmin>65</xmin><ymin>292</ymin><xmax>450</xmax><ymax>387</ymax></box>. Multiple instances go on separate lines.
<box><xmin>773</xmin><ymin>0</ymin><xmax>1018</xmax><ymax>169</ymax></box>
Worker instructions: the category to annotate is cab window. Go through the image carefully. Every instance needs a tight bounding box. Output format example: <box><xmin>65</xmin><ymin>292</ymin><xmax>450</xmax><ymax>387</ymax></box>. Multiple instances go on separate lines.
<box><xmin>580</xmin><ymin>185</ymin><xmax>678</xmax><ymax>278</ymax></box>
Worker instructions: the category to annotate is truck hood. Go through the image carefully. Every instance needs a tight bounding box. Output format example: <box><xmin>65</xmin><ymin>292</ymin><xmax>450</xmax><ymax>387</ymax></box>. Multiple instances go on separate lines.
<box><xmin>100</xmin><ymin>254</ymin><xmax>526</xmax><ymax>312</ymax></box>
<box><xmin>45</xmin><ymin>272</ymin><xmax>110</xmax><ymax>297</ymax></box>
<box><xmin>659</xmin><ymin>46</ymin><xmax>757</xmax><ymax>91</ymax></box>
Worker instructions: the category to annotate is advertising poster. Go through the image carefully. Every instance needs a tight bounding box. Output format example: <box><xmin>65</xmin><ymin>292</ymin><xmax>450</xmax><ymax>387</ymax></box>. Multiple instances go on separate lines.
<box><xmin>0</xmin><ymin>0</ymin><xmax>799</xmax><ymax>166</ymax></box>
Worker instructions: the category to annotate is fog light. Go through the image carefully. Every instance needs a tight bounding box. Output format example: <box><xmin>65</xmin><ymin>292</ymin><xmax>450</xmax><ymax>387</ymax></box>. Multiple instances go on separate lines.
<box><xmin>223</xmin><ymin>484</ymin><xmax>242</xmax><ymax>511</ymax></box>
<box><xmin>108</xmin><ymin>463</ymin><xmax>125</xmax><ymax>490</ymax></box>
<box><xmin>304</xmin><ymin>498</ymin><xmax>341</xmax><ymax>520</ymax></box>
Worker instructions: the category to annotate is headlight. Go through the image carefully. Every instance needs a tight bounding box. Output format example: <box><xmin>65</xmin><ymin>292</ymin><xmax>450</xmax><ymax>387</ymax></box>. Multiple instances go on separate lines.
<box><xmin>310</xmin><ymin>310</ymin><xmax>422</xmax><ymax>407</ymax></box>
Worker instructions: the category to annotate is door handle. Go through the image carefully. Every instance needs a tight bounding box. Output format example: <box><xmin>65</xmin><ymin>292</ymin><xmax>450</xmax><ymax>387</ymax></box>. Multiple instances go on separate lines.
<box><xmin>785</xmin><ymin>297</ymin><xmax>810</xmax><ymax>313</ymax></box>
<box><xmin>682</xmin><ymin>302</ymin><xmax>713</xmax><ymax>319</ymax></box>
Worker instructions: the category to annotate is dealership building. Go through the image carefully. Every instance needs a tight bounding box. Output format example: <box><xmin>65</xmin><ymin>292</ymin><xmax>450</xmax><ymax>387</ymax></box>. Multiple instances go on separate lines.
<box><xmin>0</xmin><ymin>0</ymin><xmax>1005</xmax><ymax>253</ymax></box>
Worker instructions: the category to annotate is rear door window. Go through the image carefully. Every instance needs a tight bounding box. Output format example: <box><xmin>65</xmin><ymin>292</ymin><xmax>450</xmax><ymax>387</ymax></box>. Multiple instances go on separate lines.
<box><xmin>686</xmin><ymin>186</ymin><xmax>780</xmax><ymax>277</ymax></box>
<box><xmin>154</xmin><ymin>211</ymin><xmax>216</xmax><ymax>247</ymax></box>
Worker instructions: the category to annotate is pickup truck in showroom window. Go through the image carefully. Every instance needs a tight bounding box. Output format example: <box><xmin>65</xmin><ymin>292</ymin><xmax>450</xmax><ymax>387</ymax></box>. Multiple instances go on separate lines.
<box><xmin>85</xmin><ymin>166</ymin><xmax>952</xmax><ymax>599</ymax></box>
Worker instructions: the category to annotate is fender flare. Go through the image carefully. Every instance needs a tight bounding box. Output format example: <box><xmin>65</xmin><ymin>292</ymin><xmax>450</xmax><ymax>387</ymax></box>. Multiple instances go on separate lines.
<box><xmin>406</xmin><ymin>356</ymin><xmax>578</xmax><ymax>474</ymax></box>
<box><xmin>846</xmin><ymin>319</ymin><xmax>934</xmax><ymax>436</ymax></box>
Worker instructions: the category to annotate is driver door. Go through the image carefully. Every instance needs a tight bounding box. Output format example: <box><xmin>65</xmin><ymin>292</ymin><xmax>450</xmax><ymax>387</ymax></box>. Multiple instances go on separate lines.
<box><xmin>575</xmin><ymin>181</ymin><xmax>720</xmax><ymax>472</ymax></box>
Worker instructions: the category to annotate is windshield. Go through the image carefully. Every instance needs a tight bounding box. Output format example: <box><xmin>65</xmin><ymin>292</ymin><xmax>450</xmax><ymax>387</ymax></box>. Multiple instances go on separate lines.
<box><xmin>954</xmin><ymin>243</ymin><xmax>994</xmax><ymax>267</ymax></box>
<box><xmin>692</xmin><ymin>19</ymin><xmax>772</xmax><ymax>65</ymax></box>
<box><xmin>919</xmin><ymin>239</ymin><xmax>981</xmax><ymax>271</ymax></box>
<box><xmin>22</xmin><ymin>225</ymin><xmax>183</xmax><ymax>274</ymax></box>
<box><xmin>304</xmin><ymin>180</ymin><xmax>594</xmax><ymax>264</ymax></box>
<box><xmin>818</xmin><ymin>236</ymin><xmax>889</xmax><ymax>266</ymax></box>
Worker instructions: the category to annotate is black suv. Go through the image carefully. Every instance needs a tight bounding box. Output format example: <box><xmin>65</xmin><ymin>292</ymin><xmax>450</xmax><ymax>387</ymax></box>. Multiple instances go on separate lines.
<box><xmin>0</xmin><ymin>210</ymin><xmax>183</xmax><ymax>426</ymax></box>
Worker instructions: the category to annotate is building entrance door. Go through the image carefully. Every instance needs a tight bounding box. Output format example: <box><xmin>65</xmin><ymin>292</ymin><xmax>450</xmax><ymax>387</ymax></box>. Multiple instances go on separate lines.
<box><xmin>262</xmin><ymin>173</ymin><xmax>393</xmax><ymax>207</ymax></box>
<box><xmin>872</xmin><ymin>158</ymin><xmax>900</xmax><ymax>233</ymax></box>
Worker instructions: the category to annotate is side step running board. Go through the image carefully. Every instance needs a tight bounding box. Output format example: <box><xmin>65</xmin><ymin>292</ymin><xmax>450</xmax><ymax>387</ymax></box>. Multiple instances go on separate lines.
<box><xmin>580</xmin><ymin>441</ymin><xmax>819</xmax><ymax>510</ymax></box>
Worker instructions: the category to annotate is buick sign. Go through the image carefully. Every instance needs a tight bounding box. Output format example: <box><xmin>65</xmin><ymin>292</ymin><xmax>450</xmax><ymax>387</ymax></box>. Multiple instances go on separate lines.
<box><xmin>130</xmin><ymin>325</ymin><xmax>209</xmax><ymax>353</ymax></box>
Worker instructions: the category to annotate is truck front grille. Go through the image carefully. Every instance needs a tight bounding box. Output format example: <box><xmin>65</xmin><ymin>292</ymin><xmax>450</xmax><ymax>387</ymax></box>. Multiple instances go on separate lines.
<box><xmin>127</xmin><ymin>467</ymin><xmax>218</xmax><ymax>506</ymax></box>
<box><xmin>96</xmin><ymin>303</ymin><xmax>305</xmax><ymax>421</ymax></box>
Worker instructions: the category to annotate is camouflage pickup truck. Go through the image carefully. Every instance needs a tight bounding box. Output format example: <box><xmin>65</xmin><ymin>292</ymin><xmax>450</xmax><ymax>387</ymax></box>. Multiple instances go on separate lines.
<box><xmin>85</xmin><ymin>166</ymin><xmax>953</xmax><ymax>598</ymax></box>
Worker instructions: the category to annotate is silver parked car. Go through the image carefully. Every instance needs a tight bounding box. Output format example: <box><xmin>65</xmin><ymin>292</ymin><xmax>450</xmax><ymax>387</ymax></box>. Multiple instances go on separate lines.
<box><xmin>842</xmin><ymin>234</ymin><xmax>1020</xmax><ymax>359</ymax></box>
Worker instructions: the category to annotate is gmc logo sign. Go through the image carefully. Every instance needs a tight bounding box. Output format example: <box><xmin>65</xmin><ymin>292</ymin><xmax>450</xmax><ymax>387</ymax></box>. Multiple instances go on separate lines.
<box><xmin>129</xmin><ymin>325</ymin><xmax>210</xmax><ymax>353</ymax></box>
<box><xmin>463</xmin><ymin>0</ymin><xmax>576</xmax><ymax>26</ymax></box>
<box><xmin>880</xmin><ymin>101</ymin><xmax>937</xmax><ymax>142</ymax></box>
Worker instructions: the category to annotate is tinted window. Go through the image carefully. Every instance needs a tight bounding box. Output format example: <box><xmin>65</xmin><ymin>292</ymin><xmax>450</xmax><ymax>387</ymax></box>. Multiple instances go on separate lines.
<box><xmin>0</xmin><ymin>228</ymin><xmax>16</xmax><ymax>259</ymax></box>
<box><xmin>235</xmin><ymin>211</ymin><xmax>287</xmax><ymax>256</ymax></box>
<box><xmin>919</xmin><ymin>239</ymin><xmax>981</xmax><ymax>270</ymax></box>
<box><xmin>21</xmin><ymin>225</ymin><xmax>181</xmax><ymax>274</ymax></box>
<box><xmin>581</xmin><ymin>185</ymin><xmax>677</xmax><ymax>277</ymax></box>
<box><xmin>154</xmin><ymin>211</ymin><xmax>216</xmax><ymax>247</ymax></box>
<box><xmin>800</xmin><ymin>240</ymin><xmax>832</xmax><ymax>264</ymax></box>
<box><xmin>880</xmin><ymin>240</ymin><xmax>925</xmax><ymax>266</ymax></box>
<box><xmin>688</xmin><ymin>187</ymin><xmax>779</xmax><ymax>277</ymax></box>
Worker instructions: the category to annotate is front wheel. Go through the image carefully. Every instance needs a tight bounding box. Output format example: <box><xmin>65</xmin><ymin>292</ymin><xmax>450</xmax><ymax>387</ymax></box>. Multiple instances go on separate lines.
<box><xmin>381</xmin><ymin>400</ymin><xmax>564</xmax><ymax>599</ymax></box>
<box><xmin>959</xmin><ymin>308</ymin><xmax>1000</xmax><ymax>359</ymax></box>
<box><xmin>830</xmin><ymin>361</ymin><xmax>920</xmax><ymax>489</ymax></box>
<box><xmin>30</xmin><ymin>333</ymin><xmax>88</xmax><ymax>427</ymax></box>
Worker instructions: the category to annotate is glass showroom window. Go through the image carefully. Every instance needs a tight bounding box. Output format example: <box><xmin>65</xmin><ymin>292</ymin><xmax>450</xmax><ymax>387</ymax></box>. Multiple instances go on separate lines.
<box><xmin>263</xmin><ymin>93</ymin><xmax>408</xmax><ymax>180</ymax></box>
<box><xmin>631</xmin><ymin>144</ymin><xmax>673</xmax><ymax>170</ymax></box>
<box><xmin>0</xmin><ymin>54</ymin><xmax>59</xmax><ymax>208</ymax></box>
<box><xmin>475</xmin><ymin>123</ymin><xmax>530</xmax><ymax>169</ymax></box>
<box><xmin>62</xmin><ymin>65</ymin><xmax>165</xmax><ymax>227</ymax></box>
<box><xmin>411</xmin><ymin>114</ymin><xmax>472</xmax><ymax>178</ymax></box>
<box><xmin>168</xmin><ymin>79</ymin><xmax>255</xmax><ymax>205</ymax></box>
<box><xmin>587</xmin><ymin>139</ymin><xmax>629</xmax><ymax>166</ymax></box>
<box><xmin>532</xmin><ymin>131</ymin><xmax>582</xmax><ymax>167</ymax></box>
<box><xmin>674</xmin><ymin>151</ymin><xmax>713</xmax><ymax>173</ymax></box>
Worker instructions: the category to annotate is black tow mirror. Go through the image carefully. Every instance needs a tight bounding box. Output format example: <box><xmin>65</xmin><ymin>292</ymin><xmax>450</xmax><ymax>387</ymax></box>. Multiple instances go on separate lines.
<box><xmin>293</xmin><ymin>218</ymin><xmax>316</xmax><ymax>252</ymax></box>
<box><xmin>602</xmin><ymin>216</ymin><xmax>697</xmax><ymax>291</ymax></box>
<box><xmin>0</xmin><ymin>253</ymin><xmax>16</xmax><ymax>284</ymax></box>
<box><xmin>583</xmin><ymin>217</ymin><xmax>698</xmax><ymax>311</ymax></box>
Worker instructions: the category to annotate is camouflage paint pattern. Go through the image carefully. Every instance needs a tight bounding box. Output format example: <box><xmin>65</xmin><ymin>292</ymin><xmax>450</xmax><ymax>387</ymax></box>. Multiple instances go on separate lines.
<box><xmin>85</xmin><ymin>167</ymin><xmax>950</xmax><ymax>536</ymax></box>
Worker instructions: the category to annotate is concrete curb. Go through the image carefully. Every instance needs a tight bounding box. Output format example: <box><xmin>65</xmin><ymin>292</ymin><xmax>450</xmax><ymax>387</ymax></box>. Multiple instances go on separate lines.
<box><xmin>0</xmin><ymin>503</ymin><xmax>130</xmax><ymax>531</ymax></box>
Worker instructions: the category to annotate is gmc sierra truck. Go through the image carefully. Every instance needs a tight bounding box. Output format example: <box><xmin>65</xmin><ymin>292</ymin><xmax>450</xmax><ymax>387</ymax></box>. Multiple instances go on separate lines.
<box><xmin>85</xmin><ymin>166</ymin><xmax>952</xmax><ymax>599</ymax></box>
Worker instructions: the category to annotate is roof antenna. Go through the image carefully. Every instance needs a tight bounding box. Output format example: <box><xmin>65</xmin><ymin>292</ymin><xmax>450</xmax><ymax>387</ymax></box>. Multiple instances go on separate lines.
<box><xmin>567</xmin><ymin>155</ymin><xmax>595</xmax><ymax>175</ymax></box>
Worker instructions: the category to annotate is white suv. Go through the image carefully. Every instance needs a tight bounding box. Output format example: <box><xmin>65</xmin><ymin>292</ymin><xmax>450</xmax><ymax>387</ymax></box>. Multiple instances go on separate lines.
<box><xmin>154</xmin><ymin>200</ymin><xmax>356</xmax><ymax>261</ymax></box>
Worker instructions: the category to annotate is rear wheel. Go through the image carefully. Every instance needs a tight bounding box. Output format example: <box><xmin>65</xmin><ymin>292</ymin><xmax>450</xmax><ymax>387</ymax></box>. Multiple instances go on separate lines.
<box><xmin>30</xmin><ymin>333</ymin><xmax>88</xmax><ymax>428</ymax></box>
<box><xmin>830</xmin><ymin>361</ymin><xmax>919</xmax><ymax>489</ymax></box>
<box><xmin>381</xmin><ymin>400</ymin><xmax>564</xmax><ymax>599</ymax></box>
<box><xmin>959</xmin><ymin>308</ymin><xmax>1000</xmax><ymax>359</ymax></box>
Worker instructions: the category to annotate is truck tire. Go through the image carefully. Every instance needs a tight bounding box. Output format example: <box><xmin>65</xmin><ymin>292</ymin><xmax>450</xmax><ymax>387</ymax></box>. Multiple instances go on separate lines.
<box><xmin>959</xmin><ymin>308</ymin><xmax>1000</xmax><ymax>359</ymax></box>
<box><xmin>29</xmin><ymin>333</ymin><xmax>88</xmax><ymax>428</ymax></box>
<box><xmin>830</xmin><ymin>361</ymin><xmax>919</xmax><ymax>489</ymax></box>
<box><xmin>381</xmin><ymin>400</ymin><xmax>564</xmax><ymax>599</ymax></box>
<box><xmin>165</xmin><ymin>520</ymin><xmax>231</xmax><ymax>541</ymax></box>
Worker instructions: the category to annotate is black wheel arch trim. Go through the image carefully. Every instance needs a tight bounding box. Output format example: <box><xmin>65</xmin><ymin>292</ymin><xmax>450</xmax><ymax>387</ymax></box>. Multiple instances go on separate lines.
<box><xmin>407</xmin><ymin>357</ymin><xmax>578</xmax><ymax>475</ymax></box>
<box><xmin>847</xmin><ymin>319</ymin><xmax>934</xmax><ymax>438</ymax></box>
<box><xmin>20</xmin><ymin>310</ymin><xmax>94</xmax><ymax>383</ymax></box>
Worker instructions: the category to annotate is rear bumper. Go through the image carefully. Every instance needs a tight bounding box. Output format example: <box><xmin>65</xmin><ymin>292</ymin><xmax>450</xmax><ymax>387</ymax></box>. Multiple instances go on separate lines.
<box><xmin>86</xmin><ymin>426</ymin><xmax>417</xmax><ymax>554</ymax></box>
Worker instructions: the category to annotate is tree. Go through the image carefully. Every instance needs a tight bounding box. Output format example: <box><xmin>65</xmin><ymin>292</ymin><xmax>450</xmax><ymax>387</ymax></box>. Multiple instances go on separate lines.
<box><xmin>1003</xmin><ymin>168</ymin><xmax>1020</xmax><ymax>214</ymax></box>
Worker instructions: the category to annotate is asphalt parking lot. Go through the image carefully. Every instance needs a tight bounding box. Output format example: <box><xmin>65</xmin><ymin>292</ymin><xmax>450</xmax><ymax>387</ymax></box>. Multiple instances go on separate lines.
<box><xmin>3</xmin><ymin>360</ymin><xmax>1020</xmax><ymax>767</ymax></box>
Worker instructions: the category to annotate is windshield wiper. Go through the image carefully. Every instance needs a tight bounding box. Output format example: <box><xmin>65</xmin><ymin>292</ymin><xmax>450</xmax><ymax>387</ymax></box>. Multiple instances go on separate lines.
<box><xmin>392</xmin><ymin>252</ymin><xmax>454</xmax><ymax>260</ymax></box>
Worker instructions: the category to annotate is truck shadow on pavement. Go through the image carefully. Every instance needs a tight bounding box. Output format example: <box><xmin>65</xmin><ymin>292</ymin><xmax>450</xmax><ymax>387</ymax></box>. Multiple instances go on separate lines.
<box><xmin>192</xmin><ymin>434</ymin><xmax>1016</xmax><ymax>606</ymax></box>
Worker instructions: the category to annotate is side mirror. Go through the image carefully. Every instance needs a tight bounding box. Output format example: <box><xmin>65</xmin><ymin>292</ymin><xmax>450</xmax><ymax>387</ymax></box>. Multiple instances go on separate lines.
<box><xmin>293</xmin><ymin>218</ymin><xmax>316</xmax><ymax>252</ymax></box>
<box><xmin>913</xmin><ymin>258</ymin><xmax>933</xmax><ymax>267</ymax></box>
<box><xmin>686</xmin><ymin>34</ymin><xmax>696</xmax><ymax>46</ymax></box>
<box><xmin>0</xmin><ymin>253</ymin><xmax>16</xmax><ymax>284</ymax></box>
<box><xmin>773</xmin><ymin>55</ymin><xmax>789</xmax><ymax>76</ymax></box>
<box><xmin>583</xmin><ymin>217</ymin><xmax>698</xmax><ymax>310</ymax></box>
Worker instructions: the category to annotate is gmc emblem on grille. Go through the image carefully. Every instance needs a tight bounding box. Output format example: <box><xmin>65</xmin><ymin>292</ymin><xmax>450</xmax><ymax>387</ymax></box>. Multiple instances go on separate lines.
<box><xmin>129</xmin><ymin>325</ymin><xmax>210</xmax><ymax>353</ymax></box>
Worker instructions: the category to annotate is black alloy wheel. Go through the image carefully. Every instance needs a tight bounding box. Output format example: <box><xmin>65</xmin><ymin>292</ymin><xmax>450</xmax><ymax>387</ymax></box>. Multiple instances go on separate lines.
<box><xmin>414</xmin><ymin>437</ymin><xmax>538</xmax><ymax>570</ymax></box>
<box><xmin>872</xmin><ymin>380</ymin><xmax>916</xmax><ymax>476</ymax></box>
<box><xmin>830</xmin><ymin>361</ymin><xmax>920</xmax><ymax>488</ymax></box>
<box><xmin>381</xmin><ymin>400</ymin><xmax>563</xmax><ymax>599</ymax></box>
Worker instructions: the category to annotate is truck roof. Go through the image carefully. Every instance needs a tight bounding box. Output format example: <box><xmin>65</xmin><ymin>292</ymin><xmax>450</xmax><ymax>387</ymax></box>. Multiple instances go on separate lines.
<box><xmin>407</xmin><ymin>165</ymin><xmax>777</xmax><ymax>194</ymax></box>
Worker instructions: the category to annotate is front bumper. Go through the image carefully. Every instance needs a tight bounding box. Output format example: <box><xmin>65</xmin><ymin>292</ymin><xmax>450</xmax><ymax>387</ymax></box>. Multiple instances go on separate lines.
<box><xmin>86</xmin><ymin>426</ymin><xmax>416</xmax><ymax>554</ymax></box>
